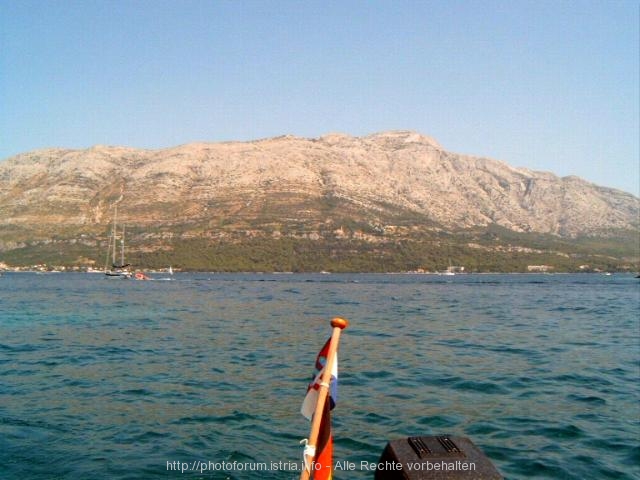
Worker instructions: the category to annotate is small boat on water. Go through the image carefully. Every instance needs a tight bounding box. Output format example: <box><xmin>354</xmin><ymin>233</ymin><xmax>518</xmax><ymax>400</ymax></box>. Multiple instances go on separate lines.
<box><xmin>104</xmin><ymin>205</ymin><xmax>132</xmax><ymax>279</ymax></box>
<box><xmin>441</xmin><ymin>258</ymin><xmax>456</xmax><ymax>275</ymax></box>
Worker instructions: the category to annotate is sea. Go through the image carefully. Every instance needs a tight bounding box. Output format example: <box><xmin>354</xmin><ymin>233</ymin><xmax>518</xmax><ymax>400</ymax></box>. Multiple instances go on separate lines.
<box><xmin>1</xmin><ymin>272</ymin><xmax>638</xmax><ymax>480</ymax></box>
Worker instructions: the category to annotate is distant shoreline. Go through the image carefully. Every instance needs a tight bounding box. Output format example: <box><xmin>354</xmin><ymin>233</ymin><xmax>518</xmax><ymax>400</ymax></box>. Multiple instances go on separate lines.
<box><xmin>1</xmin><ymin>269</ymin><xmax>634</xmax><ymax>276</ymax></box>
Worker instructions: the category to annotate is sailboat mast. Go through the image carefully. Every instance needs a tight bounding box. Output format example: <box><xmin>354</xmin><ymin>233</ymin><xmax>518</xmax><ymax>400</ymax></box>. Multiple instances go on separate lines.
<box><xmin>112</xmin><ymin>205</ymin><xmax>118</xmax><ymax>265</ymax></box>
<box><xmin>121</xmin><ymin>225</ymin><xmax>126</xmax><ymax>267</ymax></box>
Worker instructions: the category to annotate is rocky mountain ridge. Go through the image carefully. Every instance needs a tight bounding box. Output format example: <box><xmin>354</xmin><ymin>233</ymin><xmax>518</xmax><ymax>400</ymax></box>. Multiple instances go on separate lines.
<box><xmin>0</xmin><ymin>131</ymin><xmax>638</xmax><ymax>271</ymax></box>
<box><xmin>1</xmin><ymin>130</ymin><xmax>637</xmax><ymax>235</ymax></box>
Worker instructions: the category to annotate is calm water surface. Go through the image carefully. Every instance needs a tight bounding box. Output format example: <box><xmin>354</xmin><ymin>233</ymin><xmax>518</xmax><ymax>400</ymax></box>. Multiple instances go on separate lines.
<box><xmin>1</xmin><ymin>273</ymin><xmax>638</xmax><ymax>479</ymax></box>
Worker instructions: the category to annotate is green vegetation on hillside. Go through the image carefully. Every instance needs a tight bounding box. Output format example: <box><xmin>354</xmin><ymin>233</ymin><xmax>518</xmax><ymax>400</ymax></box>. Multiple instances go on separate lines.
<box><xmin>1</xmin><ymin>225</ymin><xmax>637</xmax><ymax>273</ymax></box>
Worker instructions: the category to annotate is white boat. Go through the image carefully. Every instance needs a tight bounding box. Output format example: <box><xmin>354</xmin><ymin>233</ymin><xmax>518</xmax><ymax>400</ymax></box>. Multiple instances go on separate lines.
<box><xmin>441</xmin><ymin>259</ymin><xmax>455</xmax><ymax>276</ymax></box>
<box><xmin>168</xmin><ymin>265</ymin><xmax>173</xmax><ymax>275</ymax></box>
<box><xmin>104</xmin><ymin>205</ymin><xmax>132</xmax><ymax>279</ymax></box>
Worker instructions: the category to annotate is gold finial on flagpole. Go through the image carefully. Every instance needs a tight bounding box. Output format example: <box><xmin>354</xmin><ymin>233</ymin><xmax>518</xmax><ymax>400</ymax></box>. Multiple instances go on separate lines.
<box><xmin>331</xmin><ymin>317</ymin><xmax>349</xmax><ymax>329</ymax></box>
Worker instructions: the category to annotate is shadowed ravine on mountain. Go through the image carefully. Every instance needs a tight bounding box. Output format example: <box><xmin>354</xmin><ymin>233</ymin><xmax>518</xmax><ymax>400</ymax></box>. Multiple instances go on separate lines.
<box><xmin>0</xmin><ymin>131</ymin><xmax>638</xmax><ymax>272</ymax></box>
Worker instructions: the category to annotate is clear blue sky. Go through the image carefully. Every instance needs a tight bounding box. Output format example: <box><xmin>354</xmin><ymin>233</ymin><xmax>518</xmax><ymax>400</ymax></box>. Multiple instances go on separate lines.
<box><xmin>1</xmin><ymin>0</ymin><xmax>638</xmax><ymax>195</ymax></box>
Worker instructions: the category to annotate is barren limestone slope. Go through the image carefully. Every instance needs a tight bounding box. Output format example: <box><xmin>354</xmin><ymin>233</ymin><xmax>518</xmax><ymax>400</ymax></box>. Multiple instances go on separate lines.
<box><xmin>0</xmin><ymin>131</ymin><xmax>637</xmax><ymax>238</ymax></box>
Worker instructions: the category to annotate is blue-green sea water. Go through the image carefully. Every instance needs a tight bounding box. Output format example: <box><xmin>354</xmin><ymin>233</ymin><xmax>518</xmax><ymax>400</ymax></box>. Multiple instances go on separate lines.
<box><xmin>1</xmin><ymin>273</ymin><xmax>638</xmax><ymax>479</ymax></box>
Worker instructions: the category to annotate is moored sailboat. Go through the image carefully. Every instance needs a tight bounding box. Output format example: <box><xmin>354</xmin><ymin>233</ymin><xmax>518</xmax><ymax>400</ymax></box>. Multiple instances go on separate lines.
<box><xmin>104</xmin><ymin>205</ymin><xmax>132</xmax><ymax>279</ymax></box>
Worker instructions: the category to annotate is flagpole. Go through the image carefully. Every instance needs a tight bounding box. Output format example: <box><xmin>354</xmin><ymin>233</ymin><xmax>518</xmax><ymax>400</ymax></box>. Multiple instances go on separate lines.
<box><xmin>300</xmin><ymin>317</ymin><xmax>348</xmax><ymax>480</ymax></box>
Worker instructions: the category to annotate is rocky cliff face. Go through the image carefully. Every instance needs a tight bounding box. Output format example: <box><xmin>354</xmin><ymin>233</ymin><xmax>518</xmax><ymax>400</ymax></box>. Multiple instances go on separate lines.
<box><xmin>1</xmin><ymin>131</ymin><xmax>637</xmax><ymax>241</ymax></box>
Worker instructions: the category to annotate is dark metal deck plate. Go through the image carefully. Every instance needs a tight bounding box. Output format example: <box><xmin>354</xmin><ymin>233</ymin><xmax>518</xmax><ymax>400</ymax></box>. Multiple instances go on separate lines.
<box><xmin>375</xmin><ymin>435</ymin><xmax>503</xmax><ymax>479</ymax></box>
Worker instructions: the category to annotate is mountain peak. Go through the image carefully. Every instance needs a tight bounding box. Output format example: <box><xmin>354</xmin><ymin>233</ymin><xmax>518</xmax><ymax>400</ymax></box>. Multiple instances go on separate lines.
<box><xmin>366</xmin><ymin>130</ymin><xmax>442</xmax><ymax>148</ymax></box>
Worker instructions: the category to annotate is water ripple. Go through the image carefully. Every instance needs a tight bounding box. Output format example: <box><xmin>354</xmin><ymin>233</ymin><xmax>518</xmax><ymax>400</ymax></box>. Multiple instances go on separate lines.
<box><xmin>0</xmin><ymin>272</ymin><xmax>638</xmax><ymax>479</ymax></box>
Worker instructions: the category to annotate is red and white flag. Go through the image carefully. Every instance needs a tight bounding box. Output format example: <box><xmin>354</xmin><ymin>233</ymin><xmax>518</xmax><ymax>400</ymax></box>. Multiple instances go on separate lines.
<box><xmin>301</xmin><ymin>337</ymin><xmax>338</xmax><ymax>420</ymax></box>
<box><xmin>301</xmin><ymin>337</ymin><xmax>338</xmax><ymax>480</ymax></box>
